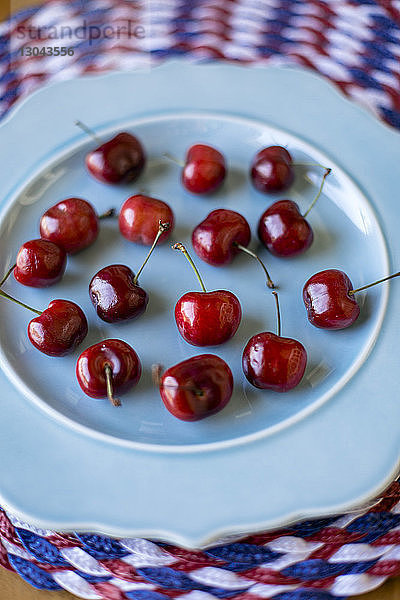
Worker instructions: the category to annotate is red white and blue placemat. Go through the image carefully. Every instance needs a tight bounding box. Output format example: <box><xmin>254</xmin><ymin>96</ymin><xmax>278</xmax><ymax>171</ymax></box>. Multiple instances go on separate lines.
<box><xmin>1</xmin><ymin>0</ymin><xmax>400</xmax><ymax>129</ymax></box>
<box><xmin>1</xmin><ymin>482</ymin><xmax>400</xmax><ymax>599</ymax></box>
<box><xmin>1</xmin><ymin>1</ymin><xmax>400</xmax><ymax>598</ymax></box>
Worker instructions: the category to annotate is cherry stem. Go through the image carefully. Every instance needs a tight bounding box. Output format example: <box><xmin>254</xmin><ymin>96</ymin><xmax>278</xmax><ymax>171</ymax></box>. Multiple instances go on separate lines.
<box><xmin>98</xmin><ymin>208</ymin><xmax>116</xmax><ymax>219</ymax></box>
<box><xmin>303</xmin><ymin>167</ymin><xmax>332</xmax><ymax>218</ymax></box>
<box><xmin>152</xmin><ymin>364</ymin><xmax>204</xmax><ymax>397</ymax></box>
<box><xmin>172</xmin><ymin>243</ymin><xmax>207</xmax><ymax>293</ymax></box>
<box><xmin>272</xmin><ymin>291</ymin><xmax>281</xmax><ymax>337</ymax></box>
<box><xmin>133</xmin><ymin>221</ymin><xmax>170</xmax><ymax>285</ymax></box>
<box><xmin>294</xmin><ymin>161</ymin><xmax>331</xmax><ymax>169</ymax></box>
<box><xmin>234</xmin><ymin>243</ymin><xmax>275</xmax><ymax>289</ymax></box>
<box><xmin>104</xmin><ymin>364</ymin><xmax>121</xmax><ymax>407</ymax></box>
<box><xmin>75</xmin><ymin>120</ymin><xmax>102</xmax><ymax>143</ymax></box>
<box><xmin>349</xmin><ymin>271</ymin><xmax>400</xmax><ymax>295</ymax></box>
<box><xmin>0</xmin><ymin>289</ymin><xmax>41</xmax><ymax>315</ymax></box>
<box><xmin>0</xmin><ymin>263</ymin><xmax>16</xmax><ymax>287</ymax></box>
<box><xmin>163</xmin><ymin>152</ymin><xmax>185</xmax><ymax>168</ymax></box>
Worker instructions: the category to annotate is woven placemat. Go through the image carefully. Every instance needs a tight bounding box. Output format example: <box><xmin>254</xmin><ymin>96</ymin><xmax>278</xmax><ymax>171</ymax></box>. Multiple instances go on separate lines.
<box><xmin>1</xmin><ymin>0</ymin><xmax>400</xmax><ymax>126</ymax></box>
<box><xmin>1</xmin><ymin>481</ymin><xmax>400</xmax><ymax>599</ymax></box>
<box><xmin>1</xmin><ymin>1</ymin><xmax>400</xmax><ymax>598</ymax></box>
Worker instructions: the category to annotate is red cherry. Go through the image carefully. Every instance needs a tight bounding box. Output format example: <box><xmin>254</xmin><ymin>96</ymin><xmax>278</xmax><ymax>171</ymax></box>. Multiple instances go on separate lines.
<box><xmin>305</xmin><ymin>269</ymin><xmax>400</xmax><ymax>330</ymax></box>
<box><xmin>28</xmin><ymin>300</ymin><xmax>88</xmax><ymax>356</ymax></box>
<box><xmin>173</xmin><ymin>243</ymin><xmax>241</xmax><ymax>346</ymax></box>
<box><xmin>242</xmin><ymin>292</ymin><xmax>307</xmax><ymax>391</ymax></box>
<box><xmin>250</xmin><ymin>146</ymin><xmax>294</xmax><ymax>193</ymax></box>
<box><xmin>89</xmin><ymin>222</ymin><xmax>169</xmax><ymax>323</ymax></box>
<box><xmin>192</xmin><ymin>209</ymin><xmax>251</xmax><ymax>266</ymax></box>
<box><xmin>243</xmin><ymin>332</ymin><xmax>307</xmax><ymax>392</ymax></box>
<box><xmin>175</xmin><ymin>290</ymin><xmax>241</xmax><ymax>347</ymax></box>
<box><xmin>182</xmin><ymin>144</ymin><xmax>226</xmax><ymax>194</ymax></box>
<box><xmin>76</xmin><ymin>121</ymin><xmax>145</xmax><ymax>184</ymax></box>
<box><xmin>76</xmin><ymin>339</ymin><xmax>141</xmax><ymax>407</ymax></box>
<box><xmin>0</xmin><ymin>270</ymin><xmax>87</xmax><ymax>356</ymax></box>
<box><xmin>86</xmin><ymin>132</ymin><xmax>145</xmax><ymax>184</ymax></box>
<box><xmin>40</xmin><ymin>198</ymin><xmax>114</xmax><ymax>254</ymax></box>
<box><xmin>258</xmin><ymin>200</ymin><xmax>313</xmax><ymax>257</ymax></box>
<box><xmin>192</xmin><ymin>209</ymin><xmax>275</xmax><ymax>288</ymax></box>
<box><xmin>258</xmin><ymin>167</ymin><xmax>331</xmax><ymax>257</ymax></box>
<box><xmin>303</xmin><ymin>269</ymin><xmax>361</xmax><ymax>330</ymax></box>
<box><xmin>119</xmin><ymin>194</ymin><xmax>174</xmax><ymax>245</ymax></box>
<box><xmin>89</xmin><ymin>264</ymin><xmax>148</xmax><ymax>323</ymax></box>
<box><xmin>14</xmin><ymin>239</ymin><xmax>66</xmax><ymax>287</ymax></box>
<box><xmin>158</xmin><ymin>354</ymin><xmax>233</xmax><ymax>421</ymax></box>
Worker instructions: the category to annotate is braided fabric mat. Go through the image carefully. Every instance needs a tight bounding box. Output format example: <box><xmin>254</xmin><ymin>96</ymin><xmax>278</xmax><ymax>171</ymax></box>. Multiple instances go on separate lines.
<box><xmin>1</xmin><ymin>482</ymin><xmax>400</xmax><ymax>599</ymax></box>
<box><xmin>1</xmin><ymin>1</ymin><xmax>400</xmax><ymax>598</ymax></box>
<box><xmin>1</xmin><ymin>0</ymin><xmax>400</xmax><ymax>127</ymax></box>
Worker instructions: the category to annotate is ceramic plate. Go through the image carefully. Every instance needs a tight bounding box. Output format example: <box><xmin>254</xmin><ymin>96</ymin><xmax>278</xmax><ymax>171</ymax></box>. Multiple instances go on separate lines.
<box><xmin>0</xmin><ymin>62</ymin><xmax>399</xmax><ymax>548</ymax></box>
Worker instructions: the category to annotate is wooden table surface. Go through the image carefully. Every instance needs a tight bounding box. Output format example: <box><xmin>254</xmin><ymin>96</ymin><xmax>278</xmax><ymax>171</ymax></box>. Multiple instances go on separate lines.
<box><xmin>1</xmin><ymin>0</ymin><xmax>399</xmax><ymax>598</ymax></box>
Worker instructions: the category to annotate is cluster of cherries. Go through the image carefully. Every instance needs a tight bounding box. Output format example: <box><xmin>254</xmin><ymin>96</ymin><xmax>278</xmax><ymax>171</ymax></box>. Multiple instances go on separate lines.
<box><xmin>1</xmin><ymin>125</ymin><xmax>397</xmax><ymax>420</ymax></box>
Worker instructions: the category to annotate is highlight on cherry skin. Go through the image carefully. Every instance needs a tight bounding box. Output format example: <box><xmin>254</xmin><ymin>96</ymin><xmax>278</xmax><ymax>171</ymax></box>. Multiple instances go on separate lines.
<box><xmin>172</xmin><ymin>242</ymin><xmax>242</xmax><ymax>347</ymax></box>
<box><xmin>14</xmin><ymin>238</ymin><xmax>66</xmax><ymax>287</ymax></box>
<box><xmin>76</xmin><ymin>339</ymin><xmax>142</xmax><ymax>407</ymax></box>
<box><xmin>165</xmin><ymin>143</ymin><xmax>226</xmax><ymax>194</ymax></box>
<box><xmin>303</xmin><ymin>269</ymin><xmax>400</xmax><ymax>330</ymax></box>
<box><xmin>119</xmin><ymin>194</ymin><xmax>174</xmax><ymax>245</ymax></box>
<box><xmin>40</xmin><ymin>197</ymin><xmax>115</xmax><ymax>254</ymax></box>
<box><xmin>156</xmin><ymin>354</ymin><xmax>233</xmax><ymax>421</ymax></box>
<box><xmin>250</xmin><ymin>145</ymin><xmax>294</xmax><ymax>194</ymax></box>
<box><xmin>242</xmin><ymin>291</ymin><xmax>307</xmax><ymax>392</ymax></box>
<box><xmin>258</xmin><ymin>167</ymin><xmax>331</xmax><ymax>258</ymax></box>
<box><xmin>75</xmin><ymin>120</ymin><xmax>146</xmax><ymax>185</ymax></box>
<box><xmin>89</xmin><ymin>221</ymin><xmax>170</xmax><ymax>323</ymax></box>
<box><xmin>192</xmin><ymin>208</ymin><xmax>275</xmax><ymax>288</ymax></box>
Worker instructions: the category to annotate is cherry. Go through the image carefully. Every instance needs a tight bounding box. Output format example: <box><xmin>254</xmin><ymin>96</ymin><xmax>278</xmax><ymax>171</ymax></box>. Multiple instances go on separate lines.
<box><xmin>183</xmin><ymin>144</ymin><xmax>226</xmax><ymax>194</ymax></box>
<box><xmin>14</xmin><ymin>239</ymin><xmax>66</xmax><ymax>287</ymax></box>
<box><xmin>76</xmin><ymin>120</ymin><xmax>145</xmax><ymax>184</ymax></box>
<box><xmin>28</xmin><ymin>300</ymin><xmax>88</xmax><ymax>356</ymax></box>
<box><xmin>173</xmin><ymin>243</ymin><xmax>241</xmax><ymax>346</ymax></box>
<box><xmin>90</xmin><ymin>264</ymin><xmax>147</xmax><ymax>323</ymax></box>
<box><xmin>192</xmin><ymin>208</ymin><xmax>275</xmax><ymax>288</ymax></box>
<box><xmin>258</xmin><ymin>168</ymin><xmax>331</xmax><ymax>257</ymax></box>
<box><xmin>0</xmin><ymin>274</ymin><xmax>87</xmax><ymax>356</ymax></box>
<box><xmin>76</xmin><ymin>339</ymin><xmax>141</xmax><ymax>407</ymax></box>
<box><xmin>156</xmin><ymin>354</ymin><xmax>233</xmax><ymax>421</ymax></box>
<box><xmin>40</xmin><ymin>197</ymin><xmax>115</xmax><ymax>254</ymax></box>
<box><xmin>89</xmin><ymin>221</ymin><xmax>169</xmax><ymax>323</ymax></box>
<box><xmin>303</xmin><ymin>269</ymin><xmax>400</xmax><ymax>330</ymax></box>
<box><xmin>119</xmin><ymin>194</ymin><xmax>174</xmax><ymax>245</ymax></box>
<box><xmin>303</xmin><ymin>270</ymin><xmax>358</xmax><ymax>330</ymax></box>
<box><xmin>166</xmin><ymin>144</ymin><xmax>226</xmax><ymax>194</ymax></box>
<box><xmin>258</xmin><ymin>201</ymin><xmax>312</xmax><ymax>257</ymax></box>
<box><xmin>250</xmin><ymin>146</ymin><xmax>294</xmax><ymax>193</ymax></box>
<box><xmin>242</xmin><ymin>291</ymin><xmax>307</xmax><ymax>392</ymax></box>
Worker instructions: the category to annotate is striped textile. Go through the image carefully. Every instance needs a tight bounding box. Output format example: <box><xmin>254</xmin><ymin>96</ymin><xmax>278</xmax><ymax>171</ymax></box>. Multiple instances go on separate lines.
<box><xmin>1</xmin><ymin>0</ymin><xmax>400</xmax><ymax>128</ymax></box>
<box><xmin>1</xmin><ymin>481</ymin><xmax>400</xmax><ymax>599</ymax></box>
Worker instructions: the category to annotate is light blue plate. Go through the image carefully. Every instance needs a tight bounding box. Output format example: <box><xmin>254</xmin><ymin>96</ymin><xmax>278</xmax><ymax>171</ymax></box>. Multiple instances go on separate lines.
<box><xmin>0</xmin><ymin>62</ymin><xmax>399</xmax><ymax>548</ymax></box>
